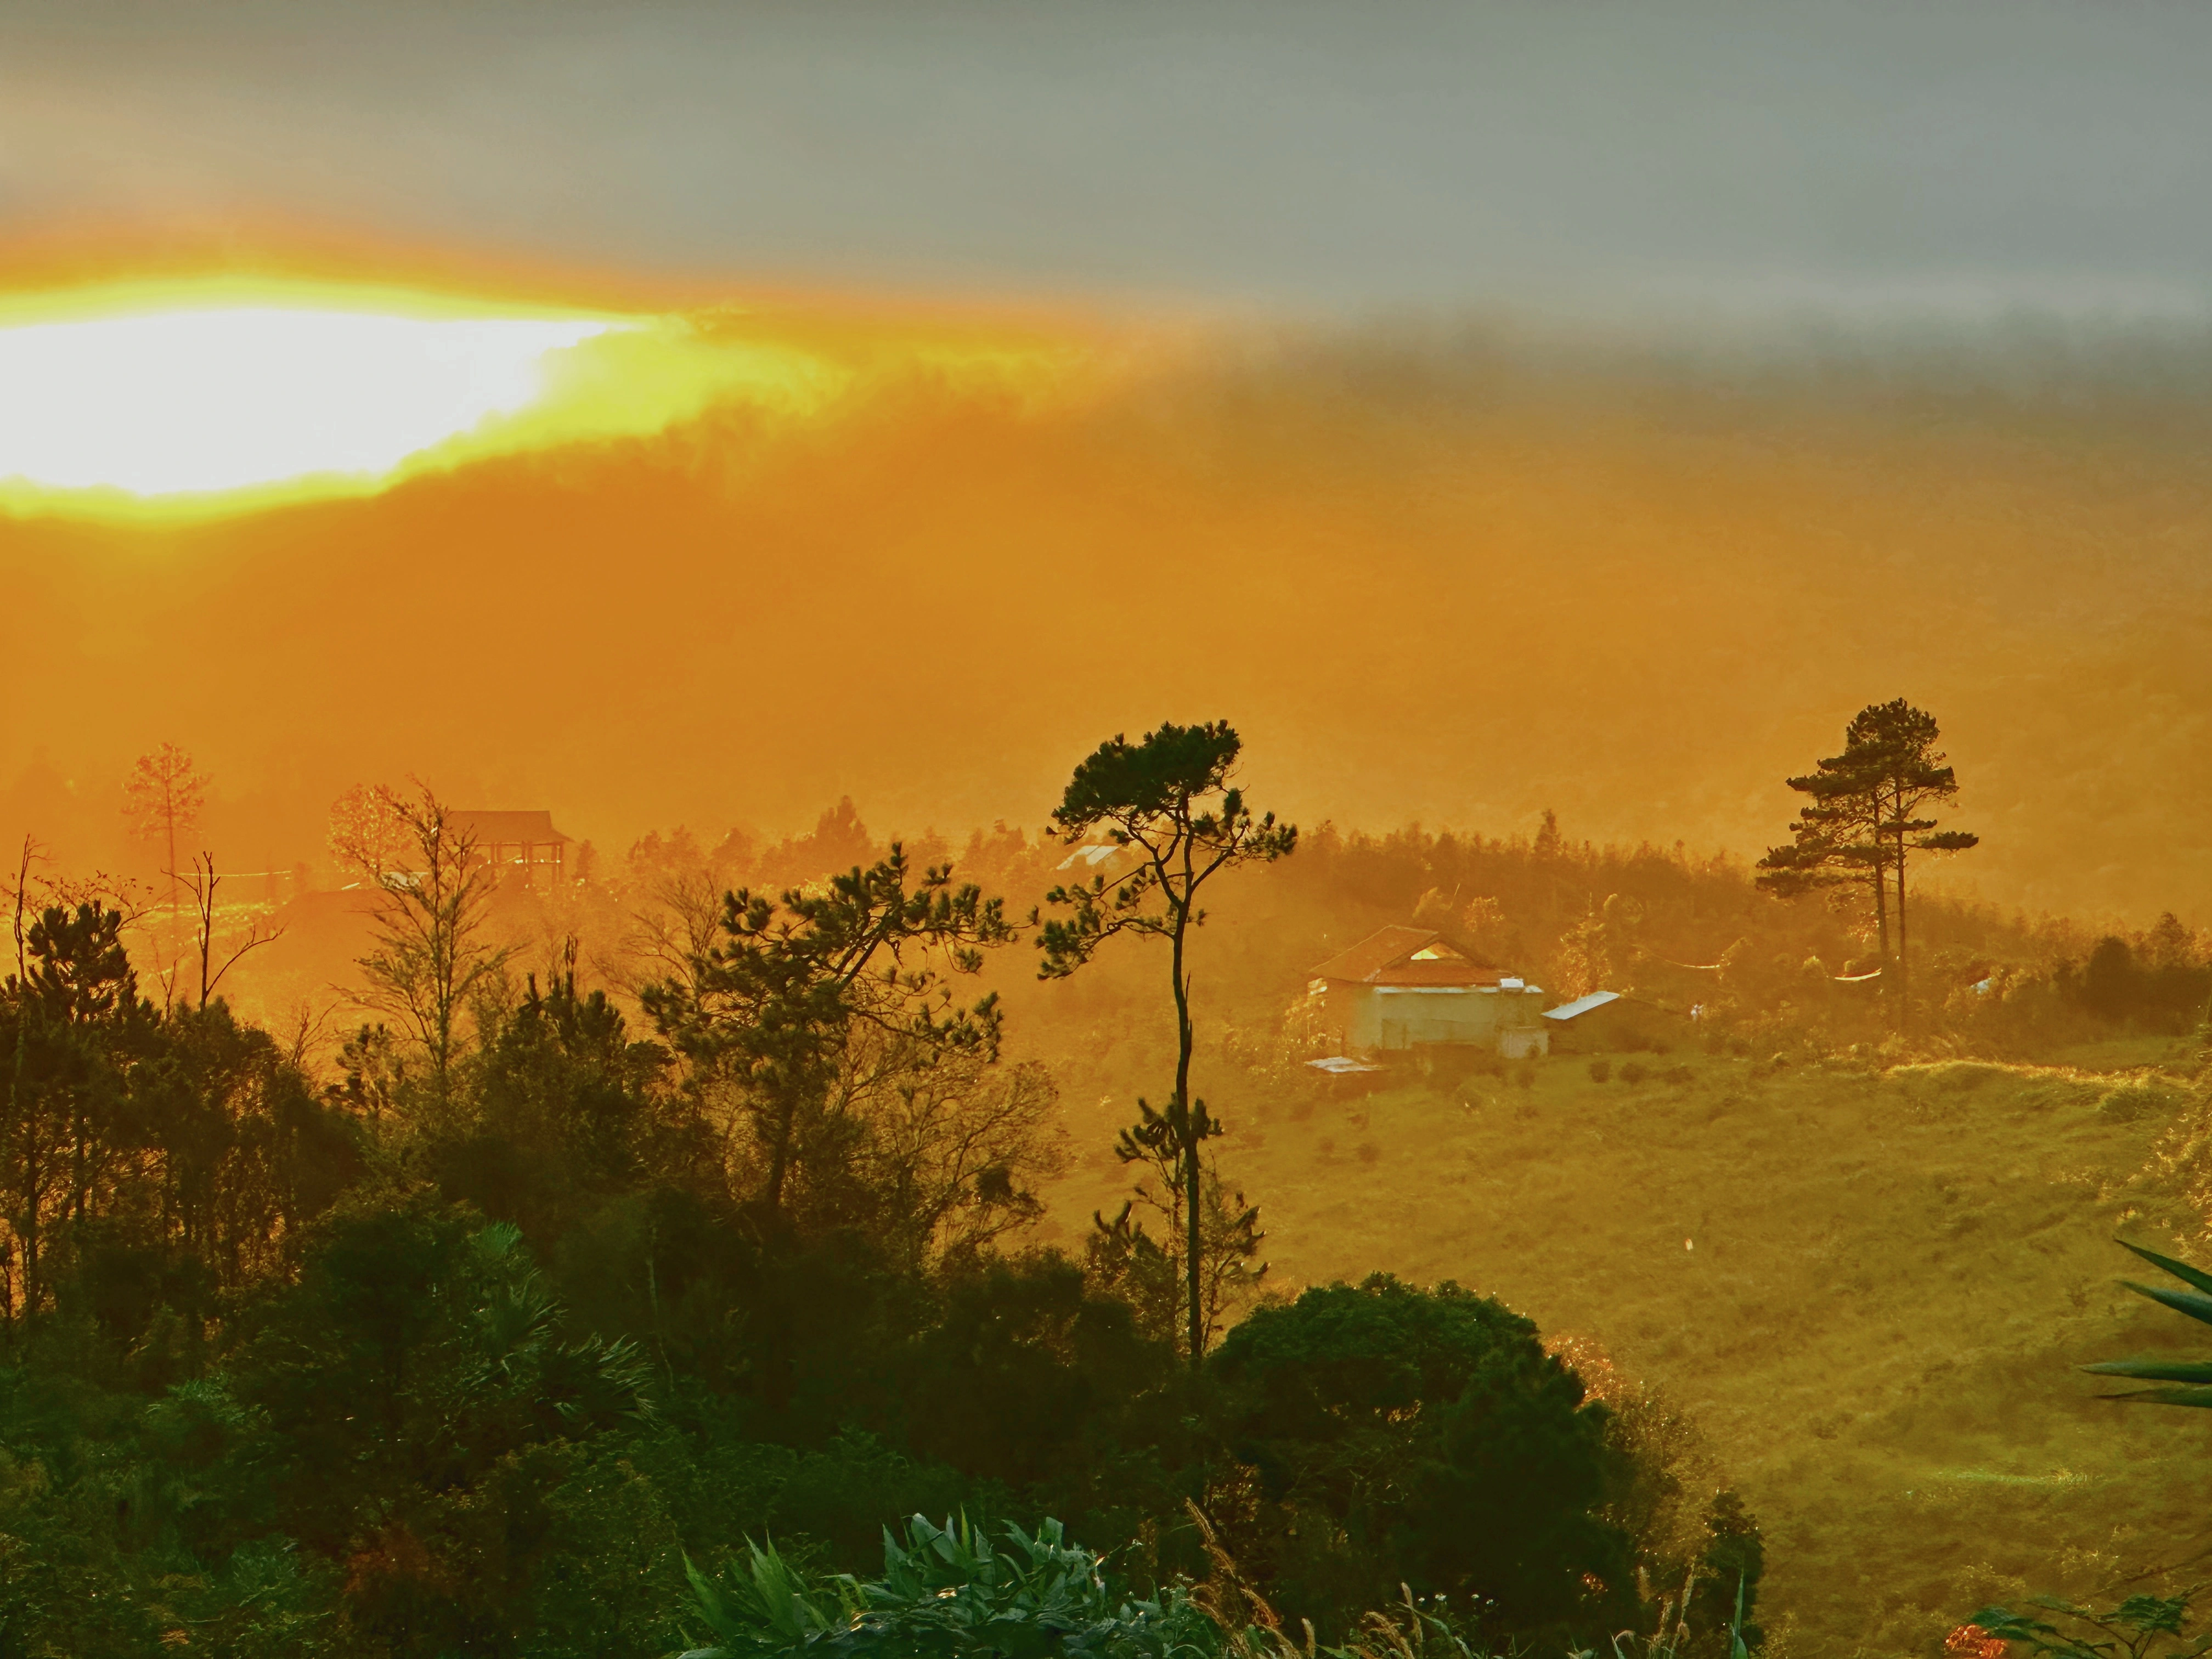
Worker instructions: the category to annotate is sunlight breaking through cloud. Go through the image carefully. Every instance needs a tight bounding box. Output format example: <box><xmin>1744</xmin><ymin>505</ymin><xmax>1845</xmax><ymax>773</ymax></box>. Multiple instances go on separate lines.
<box><xmin>0</xmin><ymin>305</ymin><xmax>616</xmax><ymax>496</ymax></box>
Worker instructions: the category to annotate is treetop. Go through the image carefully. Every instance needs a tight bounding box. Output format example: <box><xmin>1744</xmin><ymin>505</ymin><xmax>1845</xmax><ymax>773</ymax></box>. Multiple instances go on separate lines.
<box><xmin>1051</xmin><ymin>721</ymin><xmax>1245</xmax><ymax>838</ymax></box>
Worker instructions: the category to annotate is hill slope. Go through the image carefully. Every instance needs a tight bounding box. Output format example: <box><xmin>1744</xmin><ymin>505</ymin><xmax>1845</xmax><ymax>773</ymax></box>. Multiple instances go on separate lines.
<box><xmin>1047</xmin><ymin>1040</ymin><xmax>2212</xmax><ymax>1659</ymax></box>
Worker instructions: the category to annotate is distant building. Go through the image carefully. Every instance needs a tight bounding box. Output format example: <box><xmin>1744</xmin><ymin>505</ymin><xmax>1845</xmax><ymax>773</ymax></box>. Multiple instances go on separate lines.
<box><xmin>1308</xmin><ymin>924</ymin><xmax>1549</xmax><ymax>1058</ymax></box>
<box><xmin>449</xmin><ymin>810</ymin><xmax>573</xmax><ymax>889</ymax></box>
<box><xmin>1541</xmin><ymin>990</ymin><xmax>1689</xmax><ymax>1053</ymax></box>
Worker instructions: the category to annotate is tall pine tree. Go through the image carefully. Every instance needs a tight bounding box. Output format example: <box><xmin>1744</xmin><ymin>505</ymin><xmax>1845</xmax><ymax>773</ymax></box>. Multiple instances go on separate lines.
<box><xmin>1758</xmin><ymin>699</ymin><xmax>1978</xmax><ymax>1023</ymax></box>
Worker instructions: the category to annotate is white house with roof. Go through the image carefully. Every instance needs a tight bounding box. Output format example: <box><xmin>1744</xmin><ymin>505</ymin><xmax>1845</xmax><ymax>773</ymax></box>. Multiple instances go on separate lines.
<box><xmin>1307</xmin><ymin>924</ymin><xmax>1549</xmax><ymax>1058</ymax></box>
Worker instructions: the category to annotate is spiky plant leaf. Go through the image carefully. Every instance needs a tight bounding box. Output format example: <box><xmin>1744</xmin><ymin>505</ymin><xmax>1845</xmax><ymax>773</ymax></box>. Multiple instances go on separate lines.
<box><xmin>2079</xmin><ymin>1359</ymin><xmax>2212</xmax><ymax>1384</ymax></box>
<box><xmin>2120</xmin><ymin>1282</ymin><xmax>2212</xmax><ymax>1330</ymax></box>
<box><xmin>2119</xmin><ymin>1242</ymin><xmax>2212</xmax><ymax>1298</ymax></box>
<box><xmin>2099</xmin><ymin>1384</ymin><xmax>2212</xmax><ymax>1409</ymax></box>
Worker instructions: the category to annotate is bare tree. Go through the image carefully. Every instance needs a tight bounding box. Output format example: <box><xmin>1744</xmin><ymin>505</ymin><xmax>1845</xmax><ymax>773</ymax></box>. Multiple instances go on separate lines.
<box><xmin>6</xmin><ymin>836</ymin><xmax>40</xmax><ymax>984</ymax></box>
<box><xmin>327</xmin><ymin>783</ymin><xmax>413</xmax><ymax>883</ymax></box>
<box><xmin>123</xmin><ymin>743</ymin><xmax>208</xmax><ymax>923</ymax></box>
<box><xmin>353</xmin><ymin>783</ymin><xmax>508</xmax><ymax>1098</ymax></box>
<box><xmin>615</xmin><ymin>864</ymin><xmax>729</xmax><ymax>1011</ymax></box>
<box><xmin>836</xmin><ymin>1033</ymin><xmax>1067</xmax><ymax>1268</ymax></box>
<box><xmin>180</xmin><ymin>853</ymin><xmax>285</xmax><ymax>1010</ymax></box>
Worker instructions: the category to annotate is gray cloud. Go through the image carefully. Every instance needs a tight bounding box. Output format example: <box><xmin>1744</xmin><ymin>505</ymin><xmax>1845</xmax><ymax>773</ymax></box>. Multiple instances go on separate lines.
<box><xmin>6</xmin><ymin>1</ymin><xmax>2211</xmax><ymax>321</ymax></box>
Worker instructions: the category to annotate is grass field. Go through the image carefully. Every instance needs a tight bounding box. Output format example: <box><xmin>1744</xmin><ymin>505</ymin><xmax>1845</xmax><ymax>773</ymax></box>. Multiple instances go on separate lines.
<box><xmin>1043</xmin><ymin>1034</ymin><xmax>2212</xmax><ymax>1659</ymax></box>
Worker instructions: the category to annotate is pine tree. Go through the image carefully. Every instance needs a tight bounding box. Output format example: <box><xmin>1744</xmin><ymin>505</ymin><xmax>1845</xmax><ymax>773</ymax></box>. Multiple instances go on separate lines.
<box><xmin>1758</xmin><ymin>700</ymin><xmax>1978</xmax><ymax>1023</ymax></box>
<box><xmin>1037</xmin><ymin>721</ymin><xmax>1294</xmax><ymax>1369</ymax></box>
<box><xmin>1848</xmin><ymin>699</ymin><xmax>1979</xmax><ymax>1018</ymax></box>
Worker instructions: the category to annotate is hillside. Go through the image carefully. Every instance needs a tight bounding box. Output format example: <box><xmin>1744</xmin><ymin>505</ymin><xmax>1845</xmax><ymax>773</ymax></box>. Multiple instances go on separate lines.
<box><xmin>1043</xmin><ymin>1037</ymin><xmax>2212</xmax><ymax>1659</ymax></box>
<box><xmin>9</xmin><ymin>326</ymin><xmax>2212</xmax><ymax>925</ymax></box>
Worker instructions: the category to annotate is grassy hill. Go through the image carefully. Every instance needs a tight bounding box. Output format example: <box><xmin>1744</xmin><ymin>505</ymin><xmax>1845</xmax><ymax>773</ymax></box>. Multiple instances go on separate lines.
<box><xmin>1045</xmin><ymin>1034</ymin><xmax>2212</xmax><ymax>1659</ymax></box>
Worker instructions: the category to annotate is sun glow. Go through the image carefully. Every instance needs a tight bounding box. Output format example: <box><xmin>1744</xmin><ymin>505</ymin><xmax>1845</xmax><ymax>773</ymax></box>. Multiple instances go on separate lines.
<box><xmin>0</xmin><ymin>298</ymin><xmax>616</xmax><ymax>500</ymax></box>
<box><xmin>0</xmin><ymin>272</ymin><xmax>1111</xmax><ymax>521</ymax></box>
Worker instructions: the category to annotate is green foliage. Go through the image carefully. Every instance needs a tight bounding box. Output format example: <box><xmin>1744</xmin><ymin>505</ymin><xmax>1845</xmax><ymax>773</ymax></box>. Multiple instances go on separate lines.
<box><xmin>1965</xmin><ymin>1592</ymin><xmax>2210</xmax><ymax>1659</ymax></box>
<box><xmin>898</xmin><ymin>1254</ymin><xmax>1182</xmax><ymax>1508</ymax></box>
<box><xmin>1037</xmin><ymin>722</ymin><xmax>1296</xmax><ymax>981</ymax></box>
<box><xmin>1685</xmin><ymin>1497</ymin><xmax>1763</xmax><ymax>1658</ymax></box>
<box><xmin>680</xmin><ymin>1514</ymin><xmax>1217</xmax><ymax>1659</ymax></box>
<box><xmin>0</xmin><ymin>839</ymin><xmax>1770</xmax><ymax>1659</ymax></box>
<box><xmin>436</xmin><ymin>968</ymin><xmax>676</xmax><ymax>1248</ymax></box>
<box><xmin>1207</xmin><ymin>1275</ymin><xmax>1630</xmax><ymax>1643</ymax></box>
<box><xmin>641</xmin><ymin>844</ymin><xmax>1014</xmax><ymax>1227</ymax></box>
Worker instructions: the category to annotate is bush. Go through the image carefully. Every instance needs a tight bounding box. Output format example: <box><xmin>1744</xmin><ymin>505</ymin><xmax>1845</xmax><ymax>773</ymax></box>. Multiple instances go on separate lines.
<box><xmin>1205</xmin><ymin>1276</ymin><xmax>1630</xmax><ymax>1644</ymax></box>
<box><xmin>1588</xmin><ymin>1060</ymin><xmax>1612</xmax><ymax>1083</ymax></box>
<box><xmin>1958</xmin><ymin>1590</ymin><xmax>2200</xmax><ymax>1659</ymax></box>
<box><xmin>2096</xmin><ymin>1079</ymin><xmax>2188</xmax><ymax>1124</ymax></box>
<box><xmin>1620</xmin><ymin>1062</ymin><xmax>1650</xmax><ymax>1086</ymax></box>
<box><xmin>679</xmin><ymin>1514</ymin><xmax>1216</xmax><ymax>1659</ymax></box>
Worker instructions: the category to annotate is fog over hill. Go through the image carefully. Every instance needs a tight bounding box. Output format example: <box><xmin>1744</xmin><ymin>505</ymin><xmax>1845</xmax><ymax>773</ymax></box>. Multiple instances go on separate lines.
<box><xmin>3</xmin><ymin>313</ymin><xmax>2209</xmax><ymax>924</ymax></box>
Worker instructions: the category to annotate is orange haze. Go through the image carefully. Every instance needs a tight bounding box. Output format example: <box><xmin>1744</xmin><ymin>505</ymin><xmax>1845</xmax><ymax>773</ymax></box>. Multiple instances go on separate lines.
<box><xmin>3</xmin><ymin>253</ymin><xmax>2210</xmax><ymax>924</ymax></box>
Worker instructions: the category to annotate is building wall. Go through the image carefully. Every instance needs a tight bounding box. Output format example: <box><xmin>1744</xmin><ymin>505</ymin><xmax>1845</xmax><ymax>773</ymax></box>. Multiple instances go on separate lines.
<box><xmin>1545</xmin><ymin>1000</ymin><xmax>1685</xmax><ymax>1054</ymax></box>
<box><xmin>1328</xmin><ymin>984</ymin><xmax>1548</xmax><ymax>1054</ymax></box>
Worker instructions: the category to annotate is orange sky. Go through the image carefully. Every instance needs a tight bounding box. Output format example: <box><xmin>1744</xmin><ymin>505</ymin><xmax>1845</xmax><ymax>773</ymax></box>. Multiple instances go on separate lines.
<box><xmin>3</xmin><ymin>255</ymin><xmax>2210</xmax><ymax>926</ymax></box>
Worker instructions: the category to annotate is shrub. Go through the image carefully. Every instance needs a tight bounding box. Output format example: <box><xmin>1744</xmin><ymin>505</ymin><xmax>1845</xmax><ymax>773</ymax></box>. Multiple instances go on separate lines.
<box><xmin>1205</xmin><ymin>1276</ymin><xmax>1630</xmax><ymax>1644</ymax></box>
<box><xmin>1588</xmin><ymin>1060</ymin><xmax>1612</xmax><ymax>1084</ymax></box>
<box><xmin>1959</xmin><ymin>1590</ymin><xmax>2200</xmax><ymax>1659</ymax></box>
<box><xmin>679</xmin><ymin>1514</ymin><xmax>1216</xmax><ymax>1659</ymax></box>
<box><xmin>1620</xmin><ymin>1062</ymin><xmax>1650</xmax><ymax>1086</ymax></box>
<box><xmin>2097</xmin><ymin>1079</ymin><xmax>2189</xmax><ymax>1124</ymax></box>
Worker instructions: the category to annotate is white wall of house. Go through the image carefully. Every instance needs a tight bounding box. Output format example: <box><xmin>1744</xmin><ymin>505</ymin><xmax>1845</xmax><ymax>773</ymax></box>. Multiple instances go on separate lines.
<box><xmin>1330</xmin><ymin>984</ymin><xmax>1549</xmax><ymax>1054</ymax></box>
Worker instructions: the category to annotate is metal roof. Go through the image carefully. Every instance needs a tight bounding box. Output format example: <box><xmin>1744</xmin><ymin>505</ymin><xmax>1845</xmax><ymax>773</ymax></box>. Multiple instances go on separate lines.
<box><xmin>1056</xmin><ymin>843</ymin><xmax>1122</xmax><ymax>870</ymax></box>
<box><xmin>1541</xmin><ymin>990</ymin><xmax>1622</xmax><ymax>1022</ymax></box>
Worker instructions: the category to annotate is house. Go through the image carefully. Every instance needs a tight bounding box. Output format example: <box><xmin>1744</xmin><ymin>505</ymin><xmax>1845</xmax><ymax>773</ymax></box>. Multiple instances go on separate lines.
<box><xmin>1540</xmin><ymin>990</ymin><xmax>1689</xmax><ymax>1053</ymax></box>
<box><xmin>449</xmin><ymin>810</ymin><xmax>573</xmax><ymax>889</ymax></box>
<box><xmin>1307</xmin><ymin>924</ymin><xmax>1549</xmax><ymax>1058</ymax></box>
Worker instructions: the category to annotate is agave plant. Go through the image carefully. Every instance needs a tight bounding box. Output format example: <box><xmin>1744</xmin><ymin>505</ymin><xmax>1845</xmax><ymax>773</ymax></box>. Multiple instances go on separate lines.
<box><xmin>681</xmin><ymin>1537</ymin><xmax>848</xmax><ymax>1658</ymax></box>
<box><xmin>680</xmin><ymin>1515</ymin><xmax>1218</xmax><ymax>1659</ymax></box>
<box><xmin>2081</xmin><ymin>1242</ymin><xmax>2212</xmax><ymax>1406</ymax></box>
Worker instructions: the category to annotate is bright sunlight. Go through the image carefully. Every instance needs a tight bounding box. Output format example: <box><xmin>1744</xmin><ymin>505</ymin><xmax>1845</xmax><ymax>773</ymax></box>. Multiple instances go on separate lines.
<box><xmin>0</xmin><ymin>304</ymin><xmax>614</xmax><ymax>497</ymax></box>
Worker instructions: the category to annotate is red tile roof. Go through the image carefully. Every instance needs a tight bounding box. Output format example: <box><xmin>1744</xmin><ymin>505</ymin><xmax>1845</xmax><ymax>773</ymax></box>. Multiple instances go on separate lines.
<box><xmin>1310</xmin><ymin>925</ymin><xmax>1504</xmax><ymax>988</ymax></box>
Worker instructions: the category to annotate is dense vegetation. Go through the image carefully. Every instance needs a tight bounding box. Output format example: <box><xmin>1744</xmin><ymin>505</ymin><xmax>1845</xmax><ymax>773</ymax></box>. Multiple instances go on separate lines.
<box><xmin>0</xmin><ymin>773</ymin><xmax>1769</xmax><ymax>1659</ymax></box>
<box><xmin>2</xmin><ymin>711</ymin><xmax>2208</xmax><ymax>1659</ymax></box>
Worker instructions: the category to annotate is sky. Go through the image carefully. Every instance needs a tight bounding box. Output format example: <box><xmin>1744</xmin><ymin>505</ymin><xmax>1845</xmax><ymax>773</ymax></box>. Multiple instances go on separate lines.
<box><xmin>8</xmin><ymin>1</ymin><xmax>2212</xmax><ymax>321</ymax></box>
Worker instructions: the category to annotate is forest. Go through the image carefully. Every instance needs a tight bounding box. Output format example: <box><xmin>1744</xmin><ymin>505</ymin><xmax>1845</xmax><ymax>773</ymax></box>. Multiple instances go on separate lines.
<box><xmin>0</xmin><ymin>712</ymin><xmax>2207</xmax><ymax>1659</ymax></box>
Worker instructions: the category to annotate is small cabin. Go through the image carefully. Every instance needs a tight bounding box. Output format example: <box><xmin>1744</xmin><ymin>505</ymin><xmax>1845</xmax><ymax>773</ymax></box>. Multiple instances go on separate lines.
<box><xmin>1541</xmin><ymin>990</ymin><xmax>1689</xmax><ymax>1053</ymax></box>
<box><xmin>1308</xmin><ymin>925</ymin><xmax>1549</xmax><ymax>1058</ymax></box>
<box><xmin>449</xmin><ymin>810</ymin><xmax>573</xmax><ymax>890</ymax></box>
